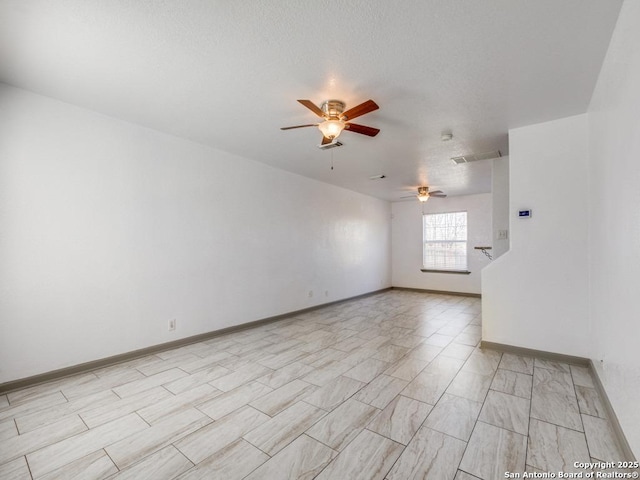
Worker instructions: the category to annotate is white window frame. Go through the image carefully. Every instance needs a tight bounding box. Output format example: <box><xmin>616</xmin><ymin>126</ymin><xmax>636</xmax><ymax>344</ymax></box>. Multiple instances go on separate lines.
<box><xmin>422</xmin><ymin>211</ymin><xmax>470</xmax><ymax>273</ymax></box>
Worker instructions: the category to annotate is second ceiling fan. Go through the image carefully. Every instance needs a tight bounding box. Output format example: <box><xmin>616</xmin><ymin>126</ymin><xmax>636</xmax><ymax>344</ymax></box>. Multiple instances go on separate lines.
<box><xmin>401</xmin><ymin>186</ymin><xmax>447</xmax><ymax>202</ymax></box>
<box><xmin>281</xmin><ymin>99</ymin><xmax>380</xmax><ymax>145</ymax></box>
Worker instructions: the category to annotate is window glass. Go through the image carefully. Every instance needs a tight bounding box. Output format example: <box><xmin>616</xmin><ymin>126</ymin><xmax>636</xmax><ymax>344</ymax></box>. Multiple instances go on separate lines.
<box><xmin>423</xmin><ymin>211</ymin><xmax>468</xmax><ymax>271</ymax></box>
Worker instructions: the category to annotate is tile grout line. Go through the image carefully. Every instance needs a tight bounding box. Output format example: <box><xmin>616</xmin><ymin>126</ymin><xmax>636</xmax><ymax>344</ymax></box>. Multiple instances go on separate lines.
<box><xmin>453</xmin><ymin>350</ymin><xmax>504</xmax><ymax>477</ymax></box>
<box><xmin>102</xmin><ymin>447</ymin><xmax>121</xmax><ymax>474</ymax></box>
<box><xmin>569</xmin><ymin>365</ymin><xmax>591</xmax><ymax>461</ymax></box>
<box><xmin>524</xmin><ymin>358</ymin><xmax>536</xmax><ymax>471</ymax></box>
<box><xmin>24</xmin><ymin>454</ymin><xmax>34</xmax><ymax>480</ymax></box>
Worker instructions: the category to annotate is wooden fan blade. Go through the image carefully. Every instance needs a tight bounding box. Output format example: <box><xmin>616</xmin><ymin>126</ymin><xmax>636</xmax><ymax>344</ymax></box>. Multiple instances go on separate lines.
<box><xmin>341</xmin><ymin>99</ymin><xmax>379</xmax><ymax>121</ymax></box>
<box><xmin>399</xmin><ymin>195</ymin><xmax>416</xmax><ymax>199</ymax></box>
<box><xmin>297</xmin><ymin>100</ymin><xmax>326</xmax><ymax>118</ymax></box>
<box><xmin>321</xmin><ymin>136</ymin><xmax>333</xmax><ymax>145</ymax></box>
<box><xmin>430</xmin><ymin>193</ymin><xmax>447</xmax><ymax>197</ymax></box>
<box><xmin>428</xmin><ymin>190</ymin><xmax>443</xmax><ymax>195</ymax></box>
<box><xmin>280</xmin><ymin>124</ymin><xmax>318</xmax><ymax>130</ymax></box>
<box><xmin>345</xmin><ymin>123</ymin><xmax>380</xmax><ymax>137</ymax></box>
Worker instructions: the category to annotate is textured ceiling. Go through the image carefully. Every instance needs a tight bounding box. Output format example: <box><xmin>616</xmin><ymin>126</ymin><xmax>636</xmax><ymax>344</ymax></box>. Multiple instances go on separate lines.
<box><xmin>0</xmin><ymin>0</ymin><xmax>622</xmax><ymax>201</ymax></box>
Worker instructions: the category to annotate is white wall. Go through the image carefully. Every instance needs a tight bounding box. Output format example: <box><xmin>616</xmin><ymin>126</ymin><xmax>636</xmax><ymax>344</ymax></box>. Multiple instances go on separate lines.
<box><xmin>587</xmin><ymin>0</ymin><xmax>640</xmax><ymax>456</ymax></box>
<box><xmin>491</xmin><ymin>156</ymin><xmax>510</xmax><ymax>259</ymax></box>
<box><xmin>391</xmin><ymin>193</ymin><xmax>492</xmax><ymax>295</ymax></box>
<box><xmin>481</xmin><ymin>114</ymin><xmax>590</xmax><ymax>357</ymax></box>
<box><xmin>0</xmin><ymin>85</ymin><xmax>392</xmax><ymax>384</ymax></box>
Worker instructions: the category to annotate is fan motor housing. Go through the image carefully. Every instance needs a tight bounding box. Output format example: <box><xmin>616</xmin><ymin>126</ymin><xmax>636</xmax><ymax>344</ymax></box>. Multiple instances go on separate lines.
<box><xmin>321</xmin><ymin>100</ymin><xmax>346</xmax><ymax>119</ymax></box>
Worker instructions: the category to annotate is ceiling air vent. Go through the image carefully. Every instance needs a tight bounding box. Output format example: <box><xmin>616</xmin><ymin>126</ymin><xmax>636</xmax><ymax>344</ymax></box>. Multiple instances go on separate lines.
<box><xmin>451</xmin><ymin>150</ymin><xmax>501</xmax><ymax>165</ymax></box>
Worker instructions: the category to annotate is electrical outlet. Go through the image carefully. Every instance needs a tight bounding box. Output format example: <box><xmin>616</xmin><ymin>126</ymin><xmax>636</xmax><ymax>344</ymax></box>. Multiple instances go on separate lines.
<box><xmin>168</xmin><ymin>319</ymin><xmax>176</xmax><ymax>331</ymax></box>
<box><xmin>497</xmin><ymin>229</ymin><xmax>509</xmax><ymax>240</ymax></box>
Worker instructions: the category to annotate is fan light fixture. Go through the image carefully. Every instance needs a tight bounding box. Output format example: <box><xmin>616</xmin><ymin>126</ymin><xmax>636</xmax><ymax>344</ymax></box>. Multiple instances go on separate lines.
<box><xmin>318</xmin><ymin>119</ymin><xmax>345</xmax><ymax>139</ymax></box>
<box><xmin>417</xmin><ymin>186</ymin><xmax>429</xmax><ymax>202</ymax></box>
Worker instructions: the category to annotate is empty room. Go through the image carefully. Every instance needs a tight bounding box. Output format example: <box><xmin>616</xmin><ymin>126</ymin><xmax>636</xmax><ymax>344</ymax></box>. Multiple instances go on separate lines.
<box><xmin>1</xmin><ymin>1</ymin><xmax>639</xmax><ymax>479</ymax></box>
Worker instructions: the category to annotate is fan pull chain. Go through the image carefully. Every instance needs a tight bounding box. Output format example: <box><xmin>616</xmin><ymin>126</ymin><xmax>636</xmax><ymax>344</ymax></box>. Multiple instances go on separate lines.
<box><xmin>331</xmin><ymin>150</ymin><xmax>334</xmax><ymax>170</ymax></box>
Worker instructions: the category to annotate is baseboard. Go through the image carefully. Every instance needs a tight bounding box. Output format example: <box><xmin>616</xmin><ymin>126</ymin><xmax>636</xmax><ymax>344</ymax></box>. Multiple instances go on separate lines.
<box><xmin>0</xmin><ymin>287</ymin><xmax>392</xmax><ymax>395</ymax></box>
<box><xmin>391</xmin><ymin>286</ymin><xmax>481</xmax><ymax>298</ymax></box>
<box><xmin>481</xmin><ymin>341</ymin><xmax>636</xmax><ymax>461</ymax></box>
<box><xmin>589</xmin><ymin>359</ymin><xmax>637</xmax><ymax>461</ymax></box>
<box><xmin>480</xmin><ymin>341</ymin><xmax>590</xmax><ymax>366</ymax></box>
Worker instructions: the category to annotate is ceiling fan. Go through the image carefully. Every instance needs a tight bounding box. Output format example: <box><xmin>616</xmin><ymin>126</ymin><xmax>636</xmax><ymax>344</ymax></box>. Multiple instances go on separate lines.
<box><xmin>281</xmin><ymin>99</ymin><xmax>380</xmax><ymax>145</ymax></box>
<box><xmin>401</xmin><ymin>186</ymin><xmax>447</xmax><ymax>202</ymax></box>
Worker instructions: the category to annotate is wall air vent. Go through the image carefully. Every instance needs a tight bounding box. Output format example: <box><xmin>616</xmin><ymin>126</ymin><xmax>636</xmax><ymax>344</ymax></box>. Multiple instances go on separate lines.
<box><xmin>451</xmin><ymin>150</ymin><xmax>501</xmax><ymax>165</ymax></box>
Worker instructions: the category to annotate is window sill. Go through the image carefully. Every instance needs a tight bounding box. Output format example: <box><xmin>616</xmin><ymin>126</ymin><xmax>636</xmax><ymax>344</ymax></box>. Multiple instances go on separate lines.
<box><xmin>420</xmin><ymin>269</ymin><xmax>471</xmax><ymax>275</ymax></box>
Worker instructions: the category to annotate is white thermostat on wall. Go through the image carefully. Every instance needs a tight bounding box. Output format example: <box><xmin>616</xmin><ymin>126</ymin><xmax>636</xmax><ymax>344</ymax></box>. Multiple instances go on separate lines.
<box><xmin>518</xmin><ymin>209</ymin><xmax>532</xmax><ymax>218</ymax></box>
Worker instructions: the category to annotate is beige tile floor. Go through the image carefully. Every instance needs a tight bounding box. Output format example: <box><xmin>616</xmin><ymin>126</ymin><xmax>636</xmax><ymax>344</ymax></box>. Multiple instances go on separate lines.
<box><xmin>0</xmin><ymin>290</ymin><xmax>631</xmax><ymax>479</ymax></box>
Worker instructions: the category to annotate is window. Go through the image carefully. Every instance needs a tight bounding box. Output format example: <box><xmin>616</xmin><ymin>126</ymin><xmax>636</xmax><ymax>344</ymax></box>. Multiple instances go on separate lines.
<box><xmin>422</xmin><ymin>211</ymin><xmax>469</xmax><ymax>272</ymax></box>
